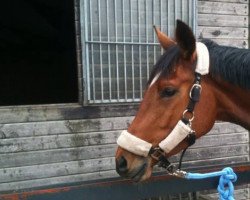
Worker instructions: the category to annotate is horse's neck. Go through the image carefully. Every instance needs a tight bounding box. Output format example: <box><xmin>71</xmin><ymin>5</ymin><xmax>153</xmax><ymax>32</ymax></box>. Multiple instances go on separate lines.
<box><xmin>211</xmin><ymin>77</ymin><xmax>250</xmax><ymax>130</ymax></box>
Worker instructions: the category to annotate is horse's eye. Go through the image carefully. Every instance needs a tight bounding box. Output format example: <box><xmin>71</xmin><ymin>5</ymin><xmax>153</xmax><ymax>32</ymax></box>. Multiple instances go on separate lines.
<box><xmin>160</xmin><ymin>88</ymin><xmax>177</xmax><ymax>98</ymax></box>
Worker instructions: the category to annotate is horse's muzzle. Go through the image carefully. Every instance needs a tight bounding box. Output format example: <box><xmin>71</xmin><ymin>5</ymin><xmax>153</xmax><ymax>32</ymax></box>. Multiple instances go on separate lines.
<box><xmin>115</xmin><ymin>153</ymin><xmax>150</xmax><ymax>182</ymax></box>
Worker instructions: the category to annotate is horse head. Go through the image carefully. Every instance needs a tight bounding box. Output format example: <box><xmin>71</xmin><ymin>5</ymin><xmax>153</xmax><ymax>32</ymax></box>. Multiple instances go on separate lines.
<box><xmin>115</xmin><ymin>20</ymin><xmax>250</xmax><ymax>182</ymax></box>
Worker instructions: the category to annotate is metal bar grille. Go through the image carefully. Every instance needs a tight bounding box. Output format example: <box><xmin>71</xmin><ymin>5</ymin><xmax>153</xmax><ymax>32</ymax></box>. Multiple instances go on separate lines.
<box><xmin>83</xmin><ymin>0</ymin><xmax>196</xmax><ymax>104</ymax></box>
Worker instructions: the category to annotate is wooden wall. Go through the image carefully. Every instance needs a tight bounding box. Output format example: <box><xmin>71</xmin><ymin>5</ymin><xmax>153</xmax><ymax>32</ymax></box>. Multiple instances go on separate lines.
<box><xmin>197</xmin><ymin>0</ymin><xmax>250</xmax><ymax>198</ymax></box>
<box><xmin>0</xmin><ymin>0</ymin><xmax>249</xmax><ymax>198</ymax></box>
<box><xmin>197</xmin><ymin>0</ymin><xmax>249</xmax><ymax>48</ymax></box>
<box><xmin>0</xmin><ymin>110</ymin><xmax>248</xmax><ymax>193</ymax></box>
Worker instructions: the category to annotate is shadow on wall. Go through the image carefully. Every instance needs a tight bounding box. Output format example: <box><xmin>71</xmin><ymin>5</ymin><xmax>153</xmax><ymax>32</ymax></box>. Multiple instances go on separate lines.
<box><xmin>0</xmin><ymin>0</ymin><xmax>78</xmax><ymax>106</ymax></box>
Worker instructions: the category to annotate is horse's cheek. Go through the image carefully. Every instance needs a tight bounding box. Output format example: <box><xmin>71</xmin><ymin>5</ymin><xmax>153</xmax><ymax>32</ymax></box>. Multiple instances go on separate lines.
<box><xmin>194</xmin><ymin>90</ymin><xmax>217</xmax><ymax>138</ymax></box>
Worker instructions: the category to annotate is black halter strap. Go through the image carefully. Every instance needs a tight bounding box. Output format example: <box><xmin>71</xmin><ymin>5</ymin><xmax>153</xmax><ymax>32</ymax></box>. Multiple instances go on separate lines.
<box><xmin>182</xmin><ymin>73</ymin><xmax>202</xmax><ymax>125</ymax></box>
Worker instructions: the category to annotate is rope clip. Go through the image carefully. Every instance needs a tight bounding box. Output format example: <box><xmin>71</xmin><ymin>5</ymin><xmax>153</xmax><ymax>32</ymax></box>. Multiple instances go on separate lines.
<box><xmin>170</xmin><ymin>169</ymin><xmax>187</xmax><ymax>178</ymax></box>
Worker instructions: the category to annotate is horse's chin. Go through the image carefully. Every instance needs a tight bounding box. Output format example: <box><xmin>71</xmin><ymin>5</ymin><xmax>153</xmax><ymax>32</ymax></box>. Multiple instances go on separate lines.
<box><xmin>129</xmin><ymin>163</ymin><xmax>153</xmax><ymax>182</ymax></box>
<box><xmin>134</xmin><ymin>167</ymin><xmax>152</xmax><ymax>182</ymax></box>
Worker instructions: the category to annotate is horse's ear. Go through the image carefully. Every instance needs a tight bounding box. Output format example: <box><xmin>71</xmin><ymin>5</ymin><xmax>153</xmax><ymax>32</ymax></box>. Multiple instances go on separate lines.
<box><xmin>175</xmin><ymin>20</ymin><xmax>196</xmax><ymax>60</ymax></box>
<box><xmin>154</xmin><ymin>26</ymin><xmax>176</xmax><ymax>49</ymax></box>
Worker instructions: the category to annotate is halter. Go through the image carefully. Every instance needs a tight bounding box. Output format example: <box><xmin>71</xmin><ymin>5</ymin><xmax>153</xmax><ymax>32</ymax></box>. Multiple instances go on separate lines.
<box><xmin>117</xmin><ymin>42</ymin><xmax>210</xmax><ymax>172</ymax></box>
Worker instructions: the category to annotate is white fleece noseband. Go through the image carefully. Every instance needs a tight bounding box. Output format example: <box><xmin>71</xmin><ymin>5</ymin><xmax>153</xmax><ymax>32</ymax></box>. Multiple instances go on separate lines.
<box><xmin>158</xmin><ymin>120</ymin><xmax>192</xmax><ymax>153</ymax></box>
<box><xmin>117</xmin><ymin>42</ymin><xmax>209</xmax><ymax>157</ymax></box>
<box><xmin>117</xmin><ymin>130</ymin><xmax>153</xmax><ymax>157</ymax></box>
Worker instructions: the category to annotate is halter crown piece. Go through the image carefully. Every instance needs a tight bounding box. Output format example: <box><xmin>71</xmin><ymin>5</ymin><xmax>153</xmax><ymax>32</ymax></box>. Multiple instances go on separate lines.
<box><xmin>117</xmin><ymin>42</ymin><xmax>210</xmax><ymax>166</ymax></box>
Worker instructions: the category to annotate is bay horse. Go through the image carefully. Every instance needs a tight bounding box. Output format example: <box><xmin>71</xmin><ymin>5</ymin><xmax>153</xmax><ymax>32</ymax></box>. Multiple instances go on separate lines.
<box><xmin>115</xmin><ymin>20</ymin><xmax>250</xmax><ymax>182</ymax></box>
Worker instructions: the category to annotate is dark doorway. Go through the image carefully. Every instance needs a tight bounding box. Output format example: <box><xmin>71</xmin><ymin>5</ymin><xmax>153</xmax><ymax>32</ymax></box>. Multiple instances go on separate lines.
<box><xmin>0</xmin><ymin>0</ymin><xmax>78</xmax><ymax>106</ymax></box>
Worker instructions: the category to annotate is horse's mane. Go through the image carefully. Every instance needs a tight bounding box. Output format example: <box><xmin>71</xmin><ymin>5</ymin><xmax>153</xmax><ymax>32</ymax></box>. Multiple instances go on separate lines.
<box><xmin>148</xmin><ymin>39</ymin><xmax>250</xmax><ymax>89</ymax></box>
<box><xmin>202</xmin><ymin>39</ymin><xmax>250</xmax><ymax>89</ymax></box>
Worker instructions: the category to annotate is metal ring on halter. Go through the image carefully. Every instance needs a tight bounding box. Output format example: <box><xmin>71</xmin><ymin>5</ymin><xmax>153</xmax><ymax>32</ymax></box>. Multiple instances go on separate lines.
<box><xmin>182</xmin><ymin>109</ymin><xmax>194</xmax><ymax>122</ymax></box>
<box><xmin>189</xmin><ymin>84</ymin><xmax>202</xmax><ymax>99</ymax></box>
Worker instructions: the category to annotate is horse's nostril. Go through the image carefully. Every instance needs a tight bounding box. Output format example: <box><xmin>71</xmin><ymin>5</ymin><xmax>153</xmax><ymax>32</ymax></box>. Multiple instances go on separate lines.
<box><xmin>116</xmin><ymin>156</ymin><xmax>128</xmax><ymax>175</ymax></box>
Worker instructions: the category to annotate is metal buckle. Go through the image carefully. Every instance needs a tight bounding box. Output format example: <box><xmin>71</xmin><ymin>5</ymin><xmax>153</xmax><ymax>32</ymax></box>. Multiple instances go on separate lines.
<box><xmin>150</xmin><ymin>147</ymin><xmax>165</xmax><ymax>161</ymax></box>
<box><xmin>189</xmin><ymin>83</ymin><xmax>202</xmax><ymax>99</ymax></box>
<box><xmin>165</xmin><ymin>164</ymin><xmax>175</xmax><ymax>174</ymax></box>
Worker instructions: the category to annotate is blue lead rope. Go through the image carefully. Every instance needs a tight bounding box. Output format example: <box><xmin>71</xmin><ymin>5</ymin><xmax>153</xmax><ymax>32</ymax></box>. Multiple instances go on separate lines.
<box><xmin>185</xmin><ymin>167</ymin><xmax>237</xmax><ymax>200</ymax></box>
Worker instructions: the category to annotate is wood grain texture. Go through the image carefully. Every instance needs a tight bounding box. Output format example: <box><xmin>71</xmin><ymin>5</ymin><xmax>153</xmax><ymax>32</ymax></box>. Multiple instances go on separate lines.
<box><xmin>198</xmin><ymin>14</ymin><xmax>248</xmax><ymax>27</ymax></box>
<box><xmin>0</xmin><ymin>104</ymin><xmax>138</xmax><ymax>124</ymax></box>
<box><xmin>209</xmin><ymin>38</ymin><xmax>248</xmax><ymax>48</ymax></box>
<box><xmin>0</xmin><ymin>144</ymin><xmax>116</xmax><ymax>168</ymax></box>
<box><xmin>0</xmin><ymin>131</ymin><xmax>120</xmax><ymax>153</ymax></box>
<box><xmin>0</xmin><ymin>157</ymin><xmax>115</xmax><ymax>184</ymax></box>
<box><xmin>0</xmin><ymin>170</ymin><xmax>118</xmax><ymax>193</ymax></box>
<box><xmin>0</xmin><ymin>116</ymin><xmax>132</xmax><ymax>139</ymax></box>
<box><xmin>197</xmin><ymin>27</ymin><xmax>248</xmax><ymax>39</ymax></box>
<box><xmin>0</xmin><ymin>129</ymin><xmax>247</xmax><ymax>154</ymax></box>
<box><xmin>198</xmin><ymin>1</ymin><xmax>248</xmax><ymax>15</ymax></box>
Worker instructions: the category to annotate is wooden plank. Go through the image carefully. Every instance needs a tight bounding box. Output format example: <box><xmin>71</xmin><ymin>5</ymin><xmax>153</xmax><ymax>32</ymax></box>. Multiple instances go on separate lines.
<box><xmin>192</xmin><ymin>132</ymin><xmax>249</xmax><ymax>149</ymax></box>
<box><xmin>0</xmin><ymin>130</ymin><xmax>248</xmax><ymax>154</ymax></box>
<box><xmin>197</xmin><ymin>26</ymin><xmax>248</xmax><ymax>39</ymax></box>
<box><xmin>0</xmin><ymin>157</ymin><xmax>115</xmax><ymax>184</ymax></box>
<box><xmin>181</xmin><ymin>155</ymin><xmax>249</xmax><ymax>169</ymax></box>
<box><xmin>208</xmin><ymin>122</ymin><xmax>247</xmax><ymax>135</ymax></box>
<box><xmin>0</xmin><ymin>116</ymin><xmax>132</xmax><ymax>139</ymax></box>
<box><xmin>159</xmin><ymin>155</ymin><xmax>249</xmax><ymax>172</ymax></box>
<box><xmin>0</xmin><ymin>104</ymin><xmax>138</xmax><ymax>124</ymax></box>
<box><xmin>198</xmin><ymin>1</ymin><xmax>248</xmax><ymax>15</ymax></box>
<box><xmin>0</xmin><ymin>131</ymin><xmax>120</xmax><ymax>153</ymax></box>
<box><xmin>198</xmin><ymin>14</ymin><xmax>248</xmax><ymax>27</ymax></box>
<box><xmin>0</xmin><ymin>170</ymin><xmax>118</xmax><ymax>193</ymax></box>
<box><xmin>0</xmin><ymin>144</ymin><xmax>116</xmax><ymax>168</ymax></box>
<box><xmin>210</xmin><ymin>38</ymin><xmax>248</xmax><ymax>48</ymax></box>
<box><xmin>182</xmin><ymin>144</ymin><xmax>249</xmax><ymax>162</ymax></box>
<box><xmin>0</xmin><ymin>118</ymin><xmax>245</xmax><ymax>140</ymax></box>
<box><xmin>0</xmin><ymin>143</ymin><xmax>248</xmax><ymax>168</ymax></box>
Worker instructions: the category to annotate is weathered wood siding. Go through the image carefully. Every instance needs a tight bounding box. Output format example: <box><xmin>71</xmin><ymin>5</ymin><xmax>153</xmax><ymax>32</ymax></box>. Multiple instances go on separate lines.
<box><xmin>0</xmin><ymin>0</ymin><xmax>249</xmax><ymax>198</ymax></box>
<box><xmin>197</xmin><ymin>0</ymin><xmax>250</xmax><ymax>199</ymax></box>
<box><xmin>0</xmin><ymin>111</ymin><xmax>248</xmax><ymax>192</ymax></box>
<box><xmin>198</xmin><ymin>0</ymin><xmax>249</xmax><ymax>48</ymax></box>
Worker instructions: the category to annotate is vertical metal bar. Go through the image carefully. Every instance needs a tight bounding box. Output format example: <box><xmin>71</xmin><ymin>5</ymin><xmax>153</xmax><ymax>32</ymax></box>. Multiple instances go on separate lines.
<box><xmin>130</xmin><ymin>0</ymin><xmax>135</xmax><ymax>100</ymax></box>
<box><xmin>138</xmin><ymin>0</ymin><xmax>142</xmax><ymax>98</ymax></box>
<box><xmin>181</xmin><ymin>0</ymin><xmax>183</xmax><ymax>21</ymax></box>
<box><xmin>90</xmin><ymin>0</ymin><xmax>96</xmax><ymax>102</ymax></box>
<box><xmin>175</xmin><ymin>0</ymin><xmax>177</xmax><ymax>24</ymax></box>
<box><xmin>145</xmin><ymin>0</ymin><xmax>149</xmax><ymax>80</ymax></box>
<box><xmin>122</xmin><ymin>0</ymin><xmax>127</xmax><ymax>101</ymax></box>
<box><xmin>107</xmin><ymin>0</ymin><xmax>112</xmax><ymax>101</ymax></box>
<box><xmin>189</xmin><ymin>0</ymin><xmax>192</xmax><ymax>27</ymax></box>
<box><xmin>114</xmin><ymin>0</ymin><xmax>120</xmax><ymax>101</ymax></box>
<box><xmin>152</xmin><ymin>0</ymin><xmax>156</xmax><ymax>64</ymax></box>
<box><xmin>167</xmin><ymin>0</ymin><xmax>170</xmax><ymax>36</ymax></box>
<box><xmin>98</xmin><ymin>0</ymin><xmax>104</xmax><ymax>101</ymax></box>
<box><xmin>192</xmin><ymin>0</ymin><xmax>197</xmax><ymax>37</ymax></box>
<box><xmin>160</xmin><ymin>0</ymin><xmax>164</xmax><ymax>55</ymax></box>
<box><xmin>83</xmin><ymin>0</ymin><xmax>90</xmax><ymax>104</ymax></box>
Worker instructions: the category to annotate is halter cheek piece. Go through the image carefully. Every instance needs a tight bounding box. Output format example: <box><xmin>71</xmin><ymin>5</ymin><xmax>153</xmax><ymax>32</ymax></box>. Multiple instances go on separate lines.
<box><xmin>117</xmin><ymin>42</ymin><xmax>209</xmax><ymax>172</ymax></box>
